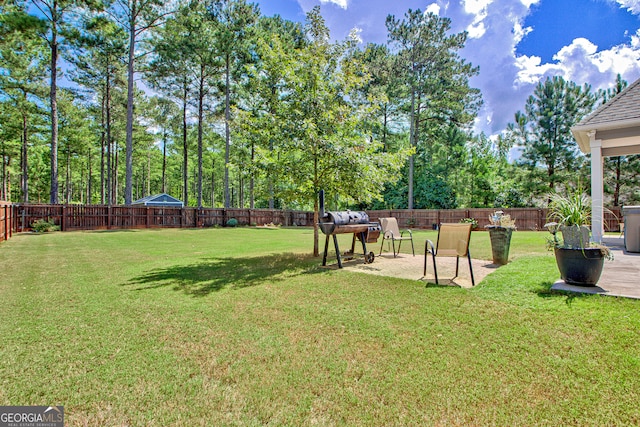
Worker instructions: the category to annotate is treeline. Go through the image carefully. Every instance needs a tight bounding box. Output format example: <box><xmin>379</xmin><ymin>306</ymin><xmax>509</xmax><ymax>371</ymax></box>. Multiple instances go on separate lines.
<box><xmin>1</xmin><ymin>1</ymin><xmax>639</xmax><ymax>210</ymax></box>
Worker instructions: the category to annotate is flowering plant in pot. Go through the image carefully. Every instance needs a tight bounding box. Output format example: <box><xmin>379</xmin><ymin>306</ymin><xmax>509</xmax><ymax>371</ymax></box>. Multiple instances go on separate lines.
<box><xmin>485</xmin><ymin>211</ymin><xmax>516</xmax><ymax>265</ymax></box>
<box><xmin>544</xmin><ymin>191</ymin><xmax>612</xmax><ymax>286</ymax></box>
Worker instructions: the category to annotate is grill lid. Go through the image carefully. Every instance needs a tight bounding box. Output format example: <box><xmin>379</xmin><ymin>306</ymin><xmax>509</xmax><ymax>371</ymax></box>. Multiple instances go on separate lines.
<box><xmin>323</xmin><ymin>210</ymin><xmax>370</xmax><ymax>226</ymax></box>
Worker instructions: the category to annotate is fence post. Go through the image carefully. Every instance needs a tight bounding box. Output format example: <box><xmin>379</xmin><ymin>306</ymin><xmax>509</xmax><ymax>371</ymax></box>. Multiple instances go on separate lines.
<box><xmin>2</xmin><ymin>204</ymin><xmax>6</xmax><ymax>241</ymax></box>
<box><xmin>539</xmin><ymin>209</ymin><xmax>544</xmax><ymax>230</ymax></box>
<box><xmin>107</xmin><ymin>205</ymin><xmax>112</xmax><ymax>230</ymax></box>
<box><xmin>61</xmin><ymin>205</ymin><xmax>66</xmax><ymax>232</ymax></box>
<box><xmin>146</xmin><ymin>206</ymin><xmax>151</xmax><ymax>228</ymax></box>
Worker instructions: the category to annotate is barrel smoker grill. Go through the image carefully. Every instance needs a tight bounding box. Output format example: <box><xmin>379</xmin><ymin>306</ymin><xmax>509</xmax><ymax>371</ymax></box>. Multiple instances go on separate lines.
<box><xmin>318</xmin><ymin>192</ymin><xmax>381</xmax><ymax>268</ymax></box>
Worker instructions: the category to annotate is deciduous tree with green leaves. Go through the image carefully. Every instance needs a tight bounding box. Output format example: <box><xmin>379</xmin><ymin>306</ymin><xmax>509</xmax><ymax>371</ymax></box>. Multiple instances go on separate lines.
<box><xmin>282</xmin><ymin>7</ymin><xmax>406</xmax><ymax>256</ymax></box>
<box><xmin>236</xmin><ymin>15</ymin><xmax>304</xmax><ymax>209</ymax></box>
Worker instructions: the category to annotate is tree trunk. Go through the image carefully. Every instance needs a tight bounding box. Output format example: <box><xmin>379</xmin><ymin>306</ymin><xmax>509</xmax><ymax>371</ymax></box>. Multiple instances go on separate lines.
<box><xmin>146</xmin><ymin>148</ymin><xmax>151</xmax><ymax>197</ymax></box>
<box><xmin>408</xmin><ymin>87</ymin><xmax>416</xmax><ymax>210</ymax></box>
<box><xmin>268</xmin><ymin>87</ymin><xmax>276</xmax><ymax>209</ymax></box>
<box><xmin>106</xmin><ymin>72</ymin><xmax>113</xmax><ymax>205</ymax></box>
<box><xmin>88</xmin><ymin>148</ymin><xmax>92</xmax><ymax>204</ymax></box>
<box><xmin>250</xmin><ymin>142</ymin><xmax>254</xmax><ymax>209</ymax></box>
<box><xmin>182</xmin><ymin>83</ymin><xmax>188</xmax><ymax>205</ymax></box>
<box><xmin>162</xmin><ymin>128</ymin><xmax>167</xmax><ymax>193</ymax></box>
<box><xmin>197</xmin><ymin>65</ymin><xmax>204</xmax><ymax>208</ymax></box>
<box><xmin>100</xmin><ymin>92</ymin><xmax>106</xmax><ymax>204</ymax></box>
<box><xmin>1</xmin><ymin>142</ymin><xmax>6</xmax><ymax>200</ymax></box>
<box><xmin>313</xmin><ymin>198</ymin><xmax>319</xmax><ymax>257</ymax></box>
<box><xmin>224</xmin><ymin>53</ymin><xmax>231</xmax><ymax>208</ymax></box>
<box><xmin>21</xmin><ymin>110</ymin><xmax>28</xmax><ymax>203</ymax></box>
<box><xmin>124</xmin><ymin>13</ymin><xmax>135</xmax><ymax>205</ymax></box>
<box><xmin>382</xmin><ymin>104</ymin><xmax>388</xmax><ymax>151</ymax></box>
<box><xmin>66</xmin><ymin>147</ymin><xmax>71</xmax><ymax>203</ymax></box>
<box><xmin>614</xmin><ymin>156</ymin><xmax>622</xmax><ymax>206</ymax></box>
<box><xmin>238</xmin><ymin>175</ymin><xmax>243</xmax><ymax>208</ymax></box>
<box><xmin>114</xmin><ymin>141</ymin><xmax>119</xmax><ymax>204</ymax></box>
<box><xmin>4</xmin><ymin>159</ymin><xmax>11</xmax><ymax>202</ymax></box>
<box><xmin>49</xmin><ymin>15</ymin><xmax>59</xmax><ymax>204</ymax></box>
<box><xmin>211</xmin><ymin>160</ymin><xmax>215</xmax><ymax>208</ymax></box>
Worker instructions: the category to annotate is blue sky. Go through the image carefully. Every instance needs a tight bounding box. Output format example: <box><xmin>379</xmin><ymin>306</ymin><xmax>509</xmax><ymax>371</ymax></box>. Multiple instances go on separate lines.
<box><xmin>253</xmin><ymin>0</ymin><xmax>640</xmax><ymax>137</ymax></box>
<box><xmin>517</xmin><ymin>0</ymin><xmax>640</xmax><ymax>62</ymax></box>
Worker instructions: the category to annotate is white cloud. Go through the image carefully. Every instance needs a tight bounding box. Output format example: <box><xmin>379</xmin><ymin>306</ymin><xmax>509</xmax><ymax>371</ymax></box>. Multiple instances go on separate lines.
<box><xmin>613</xmin><ymin>0</ymin><xmax>640</xmax><ymax>14</ymax></box>
<box><xmin>457</xmin><ymin>0</ymin><xmax>640</xmax><ymax>135</ymax></box>
<box><xmin>520</xmin><ymin>0</ymin><xmax>540</xmax><ymax>7</ymax></box>
<box><xmin>425</xmin><ymin>3</ymin><xmax>441</xmax><ymax>15</ymax></box>
<box><xmin>632</xmin><ymin>29</ymin><xmax>640</xmax><ymax>48</ymax></box>
<box><xmin>289</xmin><ymin>0</ymin><xmax>640</xmax><ymax>137</ymax></box>
<box><xmin>512</xmin><ymin>20</ymin><xmax>532</xmax><ymax>44</ymax></box>
<box><xmin>462</xmin><ymin>0</ymin><xmax>492</xmax><ymax>38</ymax></box>
<box><xmin>553</xmin><ymin>38</ymin><xmax>640</xmax><ymax>87</ymax></box>
<box><xmin>467</xmin><ymin>21</ymin><xmax>487</xmax><ymax>38</ymax></box>
<box><xmin>463</xmin><ymin>0</ymin><xmax>493</xmax><ymax>15</ymax></box>
<box><xmin>513</xmin><ymin>55</ymin><xmax>560</xmax><ymax>85</ymax></box>
<box><xmin>320</xmin><ymin>0</ymin><xmax>348</xmax><ymax>9</ymax></box>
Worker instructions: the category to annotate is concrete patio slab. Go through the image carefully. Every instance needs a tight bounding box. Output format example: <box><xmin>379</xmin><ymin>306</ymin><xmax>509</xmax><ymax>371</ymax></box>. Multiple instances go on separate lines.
<box><xmin>332</xmin><ymin>236</ymin><xmax>639</xmax><ymax>299</ymax></box>
<box><xmin>331</xmin><ymin>252</ymin><xmax>501</xmax><ymax>288</ymax></box>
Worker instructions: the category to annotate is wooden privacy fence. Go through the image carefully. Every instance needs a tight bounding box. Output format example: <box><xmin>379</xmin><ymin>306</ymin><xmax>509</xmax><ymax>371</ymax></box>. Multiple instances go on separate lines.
<box><xmin>367</xmin><ymin>207</ymin><xmax>623</xmax><ymax>232</ymax></box>
<box><xmin>8</xmin><ymin>204</ymin><xmax>623</xmax><ymax>234</ymax></box>
<box><xmin>1</xmin><ymin>201</ymin><xmax>15</xmax><ymax>242</ymax></box>
<box><xmin>14</xmin><ymin>204</ymin><xmax>315</xmax><ymax>232</ymax></box>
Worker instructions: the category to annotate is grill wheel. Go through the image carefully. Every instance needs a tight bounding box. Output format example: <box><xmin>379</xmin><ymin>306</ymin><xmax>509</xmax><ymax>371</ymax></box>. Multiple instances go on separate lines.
<box><xmin>365</xmin><ymin>252</ymin><xmax>375</xmax><ymax>264</ymax></box>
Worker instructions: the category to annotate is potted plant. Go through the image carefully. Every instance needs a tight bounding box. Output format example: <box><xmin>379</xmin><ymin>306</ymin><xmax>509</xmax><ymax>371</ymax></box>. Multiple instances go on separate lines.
<box><xmin>545</xmin><ymin>191</ymin><xmax>612</xmax><ymax>286</ymax></box>
<box><xmin>485</xmin><ymin>211</ymin><xmax>516</xmax><ymax>265</ymax></box>
<box><xmin>460</xmin><ymin>217</ymin><xmax>478</xmax><ymax>230</ymax></box>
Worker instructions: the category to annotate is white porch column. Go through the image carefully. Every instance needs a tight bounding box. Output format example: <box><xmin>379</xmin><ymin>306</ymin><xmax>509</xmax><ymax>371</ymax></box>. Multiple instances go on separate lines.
<box><xmin>589</xmin><ymin>131</ymin><xmax>604</xmax><ymax>243</ymax></box>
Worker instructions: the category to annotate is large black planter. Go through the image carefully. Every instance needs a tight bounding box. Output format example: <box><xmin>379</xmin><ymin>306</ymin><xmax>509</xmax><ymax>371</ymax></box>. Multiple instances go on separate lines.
<box><xmin>554</xmin><ymin>247</ymin><xmax>605</xmax><ymax>286</ymax></box>
<box><xmin>488</xmin><ymin>226</ymin><xmax>513</xmax><ymax>265</ymax></box>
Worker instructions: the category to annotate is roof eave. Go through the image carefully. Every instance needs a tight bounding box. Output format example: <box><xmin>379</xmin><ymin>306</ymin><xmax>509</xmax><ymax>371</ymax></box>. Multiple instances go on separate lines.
<box><xmin>572</xmin><ymin>117</ymin><xmax>640</xmax><ymax>154</ymax></box>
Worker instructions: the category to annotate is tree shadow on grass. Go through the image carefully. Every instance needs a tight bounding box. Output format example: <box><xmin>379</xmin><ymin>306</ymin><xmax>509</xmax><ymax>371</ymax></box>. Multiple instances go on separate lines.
<box><xmin>124</xmin><ymin>253</ymin><xmax>321</xmax><ymax>296</ymax></box>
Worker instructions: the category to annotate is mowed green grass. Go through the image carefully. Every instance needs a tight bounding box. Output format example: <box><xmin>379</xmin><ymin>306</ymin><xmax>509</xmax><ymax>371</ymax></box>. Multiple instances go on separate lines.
<box><xmin>1</xmin><ymin>228</ymin><xmax>639</xmax><ymax>426</ymax></box>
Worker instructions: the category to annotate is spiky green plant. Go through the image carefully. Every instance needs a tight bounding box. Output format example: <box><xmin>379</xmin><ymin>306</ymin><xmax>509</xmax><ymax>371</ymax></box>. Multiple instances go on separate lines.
<box><xmin>547</xmin><ymin>191</ymin><xmax>591</xmax><ymax>227</ymax></box>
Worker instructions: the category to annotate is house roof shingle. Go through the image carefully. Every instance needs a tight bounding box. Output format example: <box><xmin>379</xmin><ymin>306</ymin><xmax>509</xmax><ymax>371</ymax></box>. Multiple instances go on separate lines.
<box><xmin>579</xmin><ymin>77</ymin><xmax>640</xmax><ymax>127</ymax></box>
<box><xmin>132</xmin><ymin>193</ymin><xmax>184</xmax><ymax>207</ymax></box>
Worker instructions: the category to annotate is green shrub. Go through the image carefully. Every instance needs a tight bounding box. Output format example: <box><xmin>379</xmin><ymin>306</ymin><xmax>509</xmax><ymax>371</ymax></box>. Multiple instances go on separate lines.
<box><xmin>460</xmin><ymin>217</ymin><xmax>478</xmax><ymax>229</ymax></box>
<box><xmin>31</xmin><ymin>218</ymin><xmax>60</xmax><ymax>233</ymax></box>
<box><xmin>226</xmin><ymin>218</ymin><xmax>238</xmax><ymax>227</ymax></box>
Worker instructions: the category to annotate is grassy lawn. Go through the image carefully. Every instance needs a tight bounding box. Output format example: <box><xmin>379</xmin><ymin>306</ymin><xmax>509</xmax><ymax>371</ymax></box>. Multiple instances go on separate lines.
<box><xmin>1</xmin><ymin>228</ymin><xmax>639</xmax><ymax>426</ymax></box>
